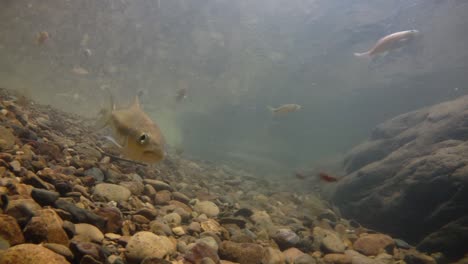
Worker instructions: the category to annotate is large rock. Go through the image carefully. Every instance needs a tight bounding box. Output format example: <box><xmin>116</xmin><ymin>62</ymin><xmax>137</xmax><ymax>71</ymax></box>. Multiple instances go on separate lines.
<box><xmin>333</xmin><ymin>95</ymin><xmax>468</xmax><ymax>248</ymax></box>
<box><xmin>417</xmin><ymin>216</ymin><xmax>468</xmax><ymax>261</ymax></box>
<box><xmin>0</xmin><ymin>214</ymin><xmax>24</xmax><ymax>246</ymax></box>
<box><xmin>0</xmin><ymin>243</ymin><xmax>69</xmax><ymax>264</ymax></box>
<box><xmin>23</xmin><ymin>209</ymin><xmax>69</xmax><ymax>246</ymax></box>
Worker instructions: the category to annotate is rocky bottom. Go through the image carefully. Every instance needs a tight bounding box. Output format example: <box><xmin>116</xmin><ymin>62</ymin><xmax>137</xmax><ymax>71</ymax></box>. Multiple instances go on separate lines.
<box><xmin>0</xmin><ymin>87</ymin><xmax>465</xmax><ymax>264</ymax></box>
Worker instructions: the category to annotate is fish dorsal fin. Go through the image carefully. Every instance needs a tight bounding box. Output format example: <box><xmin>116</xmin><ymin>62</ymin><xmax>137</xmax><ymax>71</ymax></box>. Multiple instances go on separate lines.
<box><xmin>131</xmin><ymin>96</ymin><xmax>140</xmax><ymax>109</ymax></box>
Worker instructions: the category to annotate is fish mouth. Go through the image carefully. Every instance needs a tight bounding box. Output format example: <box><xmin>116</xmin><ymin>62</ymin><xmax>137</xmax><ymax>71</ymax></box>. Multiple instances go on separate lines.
<box><xmin>141</xmin><ymin>150</ymin><xmax>164</xmax><ymax>161</ymax></box>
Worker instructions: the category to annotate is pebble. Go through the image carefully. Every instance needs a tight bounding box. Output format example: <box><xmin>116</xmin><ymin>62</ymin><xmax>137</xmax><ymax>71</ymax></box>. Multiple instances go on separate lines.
<box><xmin>353</xmin><ymin>234</ymin><xmax>395</xmax><ymax>256</ymax></box>
<box><xmin>219</xmin><ymin>241</ymin><xmax>264</xmax><ymax>264</ymax></box>
<box><xmin>194</xmin><ymin>201</ymin><xmax>220</xmax><ymax>217</ymax></box>
<box><xmin>42</xmin><ymin>243</ymin><xmax>75</xmax><ymax>261</ymax></box>
<box><xmin>322</xmin><ymin>232</ymin><xmax>346</xmax><ymax>253</ymax></box>
<box><xmin>262</xmin><ymin>247</ymin><xmax>285</xmax><ymax>264</ymax></box>
<box><xmin>273</xmin><ymin>228</ymin><xmax>300</xmax><ymax>250</ymax></box>
<box><xmin>323</xmin><ymin>253</ymin><xmax>352</xmax><ymax>264</ymax></box>
<box><xmin>93</xmin><ymin>183</ymin><xmax>131</xmax><ymax>202</ymax></box>
<box><xmin>184</xmin><ymin>241</ymin><xmax>220</xmax><ymax>264</ymax></box>
<box><xmin>125</xmin><ymin>231</ymin><xmax>176</xmax><ymax>263</ymax></box>
<box><xmin>31</xmin><ymin>188</ymin><xmax>60</xmax><ymax>206</ymax></box>
<box><xmin>143</xmin><ymin>179</ymin><xmax>173</xmax><ymax>191</ymax></box>
<box><xmin>164</xmin><ymin>212</ymin><xmax>182</xmax><ymax>226</ymax></box>
<box><xmin>74</xmin><ymin>223</ymin><xmax>104</xmax><ymax>243</ymax></box>
<box><xmin>172</xmin><ymin>226</ymin><xmax>186</xmax><ymax>236</ymax></box>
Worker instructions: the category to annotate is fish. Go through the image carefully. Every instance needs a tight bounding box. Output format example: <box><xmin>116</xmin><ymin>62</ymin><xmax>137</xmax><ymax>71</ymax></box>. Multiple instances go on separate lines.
<box><xmin>294</xmin><ymin>170</ymin><xmax>307</xmax><ymax>180</ymax></box>
<box><xmin>96</xmin><ymin>91</ymin><xmax>166</xmax><ymax>164</ymax></box>
<box><xmin>354</xmin><ymin>30</ymin><xmax>419</xmax><ymax>58</ymax></box>
<box><xmin>268</xmin><ymin>104</ymin><xmax>302</xmax><ymax>115</ymax></box>
<box><xmin>175</xmin><ymin>88</ymin><xmax>187</xmax><ymax>102</ymax></box>
<box><xmin>318</xmin><ymin>172</ymin><xmax>339</xmax><ymax>183</ymax></box>
<box><xmin>36</xmin><ymin>31</ymin><xmax>50</xmax><ymax>45</ymax></box>
<box><xmin>72</xmin><ymin>66</ymin><xmax>89</xmax><ymax>75</ymax></box>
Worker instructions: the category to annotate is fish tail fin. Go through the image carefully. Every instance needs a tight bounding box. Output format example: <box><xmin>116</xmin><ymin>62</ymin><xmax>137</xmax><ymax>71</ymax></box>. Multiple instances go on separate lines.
<box><xmin>267</xmin><ymin>106</ymin><xmax>275</xmax><ymax>113</ymax></box>
<box><xmin>354</xmin><ymin>51</ymin><xmax>371</xmax><ymax>58</ymax></box>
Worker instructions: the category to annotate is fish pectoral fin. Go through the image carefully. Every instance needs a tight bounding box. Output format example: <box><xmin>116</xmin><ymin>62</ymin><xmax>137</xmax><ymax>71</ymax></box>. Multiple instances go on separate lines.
<box><xmin>102</xmin><ymin>136</ymin><xmax>124</xmax><ymax>149</ymax></box>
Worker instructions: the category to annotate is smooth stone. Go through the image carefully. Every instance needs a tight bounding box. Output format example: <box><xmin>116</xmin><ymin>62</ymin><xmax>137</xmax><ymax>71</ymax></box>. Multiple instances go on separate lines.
<box><xmin>6</xmin><ymin>199</ymin><xmax>41</xmax><ymax>226</ymax></box>
<box><xmin>273</xmin><ymin>228</ymin><xmax>300</xmax><ymax>250</ymax></box>
<box><xmin>188</xmin><ymin>222</ymin><xmax>202</xmax><ymax>234</ymax></box>
<box><xmin>163</xmin><ymin>212</ymin><xmax>182</xmax><ymax>226</ymax></box>
<box><xmin>132</xmin><ymin>214</ymin><xmax>150</xmax><ymax>224</ymax></box>
<box><xmin>149</xmin><ymin>221</ymin><xmax>173</xmax><ymax>236</ymax></box>
<box><xmin>74</xmin><ymin>223</ymin><xmax>104</xmax><ymax>243</ymax></box>
<box><xmin>125</xmin><ymin>231</ymin><xmax>176</xmax><ymax>263</ymax></box>
<box><xmin>194</xmin><ymin>201</ymin><xmax>220</xmax><ymax>217</ymax></box>
<box><xmin>55</xmin><ymin>199</ymin><xmax>106</xmax><ymax>229</ymax></box>
<box><xmin>172</xmin><ymin>192</ymin><xmax>191</xmax><ymax>204</ymax></box>
<box><xmin>70</xmin><ymin>240</ymin><xmax>103</xmax><ymax>261</ymax></box>
<box><xmin>282</xmin><ymin>248</ymin><xmax>306</xmax><ymax>264</ymax></box>
<box><xmin>93</xmin><ymin>206</ymin><xmax>123</xmax><ymax>233</ymax></box>
<box><xmin>0</xmin><ymin>243</ymin><xmax>69</xmax><ymax>264</ymax></box>
<box><xmin>0</xmin><ymin>214</ymin><xmax>24</xmax><ymax>246</ymax></box>
<box><xmin>93</xmin><ymin>183</ymin><xmax>131</xmax><ymax>202</ymax></box>
<box><xmin>154</xmin><ymin>190</ymin><xmax>171</xmax><ymax>205</ymax></box>
<box><xmin>85</xmin><ymin>167</ymin><xmax>105</xmax><ymax>183</ymax></box>
<box><xmin>322</xmin><ymin>232</ymin><xmax>346</xmax><ymax>253</ymax></box>
<box><xmin>404</xmin><ymin>250</ymin><xmax>437</xmax><ymax>264</ymax></box>
<box><xmin>184</xmin><ymin>241</ymin><xmax>220</xmax><ymax>264</ymax></box>
<box><xmin>172</xmin><ymin>226</ymin><xmax>185</xmax><ymax>236</ymax></box>
<box><xmin>141</xmin><ymin>257</ymin><xmax>172</xmax><ymax>264</ymax></box>
<box><xmin>219</xmin><ymin>241</ymin><xmax>264</xmax><ymax>264</ymax></box>
<box><xmin>43</xmin><ymin>243</ymin><xmax>74</xmax><ymax>261</ymax></box>
<box><xmin>197</xmin><ymin>236</ymin><xmax>219</xmax><ymax>252</ymax></box>
<box><xmin>219</xmin><ymin>217</ymin><xmax>247</xmax><ymax>229</ymax></box>
<box><xmin>323</xmin><ymin>253</ymin><xmax>352</xmax><ymax>264</ymax></box>
<box><xmin>295</xmin><ymin>254</ymin><xmax>317</xmax><ymax>264</ymax></box>
<box><xmin>23</xmin><ymin>209</ymin><xmax>69</xmax><ymax>246</ymax></box>
<box><xmin>262</xmin><ymin>247</ymin><xmax>285</xmax><ymax>264</ymax></box>
<box><xmin>105</xmin><ymin>233</ymin><xmax>121</xmax><ymax>240</ymax></box>
<box><xmin>234</xmin><ymin>208</ymin><xmax>254</xmax><ymax>218</ymax></box>
<box><xmin>353</xmin><ymin>234</ymin><xmax>395</xmax><ymax>256</ymax></box>
<box><xmin>31</xmin><ymin>188</ymin><xmax>60</xmax><ymax>206</ymax></box>
<box><xmin>143</xmin><ymin>179</ymin><xmax>173</xmax><ymax>191</ymax></box>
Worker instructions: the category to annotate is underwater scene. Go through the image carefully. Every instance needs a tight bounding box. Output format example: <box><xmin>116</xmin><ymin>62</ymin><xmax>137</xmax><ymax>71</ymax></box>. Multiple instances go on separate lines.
<box><xmin>1</xmin><ymin>0</ymin><xmax>468</xmax><ymax>263</ymax></box>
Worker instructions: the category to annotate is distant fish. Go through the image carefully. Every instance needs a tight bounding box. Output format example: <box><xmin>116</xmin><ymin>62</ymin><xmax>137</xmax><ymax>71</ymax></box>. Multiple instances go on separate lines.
<box><xmin>175</xmin><ymin>88</ymin><xmax>187</xmax><ymax>102</ymax></box>
<box><xmin>354</xmin><ymin>30</ymin><xmax>419</xmax><ymax>58</ymax></box>
<box><xmin>96</xmin><ymin>90</ymin><xmax>166</xmax><ymax>164</ymax></box>
<box><xmin>294</xmin><ymin>170</ymin><xmax>307</xmax><ymax>180</ymax></box>
<box><xmin>36</xmin><ymin>31</ymin><xmax>50</xmax><ymax>45</ymax></box>
<box><xmin>268</xmin><ymin>104</ymin><xmax>302</xmax><ymax>115</ymax></box>
<box><xmin>318</xmin><ymin>172</ymin><xmax>339</xmax><ymax>183</ymax></box>
<box><xmin>72</xmin><ymin>66</ymin><xmax>89</xmax><ymax>75</ymax></box>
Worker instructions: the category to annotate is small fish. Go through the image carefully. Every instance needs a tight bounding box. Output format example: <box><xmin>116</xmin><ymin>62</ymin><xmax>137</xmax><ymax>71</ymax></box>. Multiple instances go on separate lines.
<box><xmin>294</xmin><ymin>171</ymin><xmax>307</xmax><ymax>180</ymax></box>
<box><xmin>268</xmin><ymin>104</ymin><xmax>302</xmax><ymax>115</ymax></box>
<box><xmin>175</xmin><ymin>88</ymin><xmax>187</xmax><ymax>102</ymax></box>
<box><xmin>36</xmin><ymin>31</ymin><xmax>50</xmax><ymax>45</ymax></box>
<box><xmin>96</xmin><ymin>90</ymin><xmax>166</xmax><ymax>164</ymax></box>
<box><xmin>354</xmin><ymin>30</ymin><xmax>419</xmax><ymax>58</ymax></box>
<box><xmin>318</xmin><ymin>172</ymin><xmax>339</xmax><ymax>182</ymax></box>
<box><xmin>72</xmin><ymin>66</ymin><xmax>89</xmax><ymax>75</ymax></box>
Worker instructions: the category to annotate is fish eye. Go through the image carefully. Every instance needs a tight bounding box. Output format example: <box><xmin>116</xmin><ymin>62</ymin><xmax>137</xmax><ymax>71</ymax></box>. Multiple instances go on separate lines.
<box><xmin>139</xmin><ymin>133</ymin><xmax>149</xmax><ymax>144</ymax></box>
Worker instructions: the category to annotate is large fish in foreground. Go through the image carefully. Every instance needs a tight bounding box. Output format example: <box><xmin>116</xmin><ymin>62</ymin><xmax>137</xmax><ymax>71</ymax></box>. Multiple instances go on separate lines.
<box><xmin>354</xmin><ymin>30</ymin><xmax>419</xmax><ymax>58</ymax></box>
<box><xmin>97</xmin><ymin>95</ymin><xmax>165</xmax><ymax>164</ymax></box>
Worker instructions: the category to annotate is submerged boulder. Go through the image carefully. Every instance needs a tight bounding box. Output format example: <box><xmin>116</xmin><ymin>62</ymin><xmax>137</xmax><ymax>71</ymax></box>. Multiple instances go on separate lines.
<box><xmin>333</xmin><ymin>95</ymin><xmax>468</xmax><ymax>259</ymax></box>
